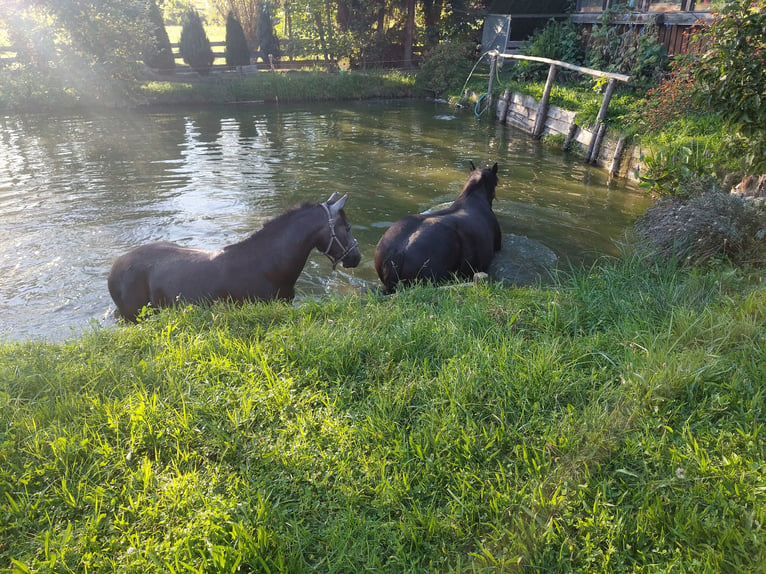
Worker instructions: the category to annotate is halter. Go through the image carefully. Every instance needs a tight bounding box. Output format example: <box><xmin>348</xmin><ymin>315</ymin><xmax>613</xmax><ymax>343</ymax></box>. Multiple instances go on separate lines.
<box><xmin>319</xmin><ymin>201</ymin><xmax>358</xmax><ymax>270</ymax></box>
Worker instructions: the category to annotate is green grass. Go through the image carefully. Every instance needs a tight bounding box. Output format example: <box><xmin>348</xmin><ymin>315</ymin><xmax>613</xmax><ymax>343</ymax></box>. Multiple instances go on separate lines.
<box><xmin>140</xmin><ymin>70</ymin><xmax>416</xmax><ymax>105</ymax></box>
<box><xmin>2</xmin><ymin>255</ymin><xmax>765</xmax><ymax>572</ymax></box>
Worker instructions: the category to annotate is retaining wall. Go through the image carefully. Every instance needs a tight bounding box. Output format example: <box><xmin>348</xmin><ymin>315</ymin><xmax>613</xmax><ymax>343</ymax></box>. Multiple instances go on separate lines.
<box><xmin>496</xmin><ymin>91</ymin><xmax>645</xmax><ymax>182</ymax></box>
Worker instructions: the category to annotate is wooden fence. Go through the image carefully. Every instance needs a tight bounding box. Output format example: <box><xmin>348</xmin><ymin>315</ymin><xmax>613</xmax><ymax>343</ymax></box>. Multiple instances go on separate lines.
<box><xmin>489</xmin><ymin>51</ymin><xmax>631</xmax><ymax>165</ymax></box>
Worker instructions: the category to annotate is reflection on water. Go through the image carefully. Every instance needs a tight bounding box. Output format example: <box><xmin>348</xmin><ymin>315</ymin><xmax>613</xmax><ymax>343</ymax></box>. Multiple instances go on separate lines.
<box><xmin>0</xmin><ymin>101</ymin><xmax>652</xmax><ymax>341</ymax></box>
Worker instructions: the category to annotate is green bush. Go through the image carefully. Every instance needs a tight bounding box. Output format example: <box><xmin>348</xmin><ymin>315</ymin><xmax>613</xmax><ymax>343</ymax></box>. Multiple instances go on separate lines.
<box><xmin>179</xmin><ymin>9</ymin><xmax>214</xmax><ymax>74</ymax></box>
<box><xmin>585</xmin><ymin>7</ymin><xmax>668</xmax><ymax>86</ymax></box>
<box><xmin>689</xmin><ymin>0</ymin><xmax>766</xmax><ymax>174</ymax></box>
<box><xmin>513</xmin><ymin>19</ymin><xmax>584</xmax><ymax>81</ymax></box>
<box><xmin>225</xmin><ymin>11</ymin><xmax>250</xmax><ymax>68</ymax></box>
<box><xmin>415</xmin><ymin>41</ymin><xmax>475</xmax><ymax>97</ymax></box>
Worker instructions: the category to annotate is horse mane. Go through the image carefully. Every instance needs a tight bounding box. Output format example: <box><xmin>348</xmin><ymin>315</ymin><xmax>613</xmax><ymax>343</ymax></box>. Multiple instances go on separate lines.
<box><xmin>223</xmin><ymin>202</ymin><xmax>316</xmax><ymax>251</ymax></box>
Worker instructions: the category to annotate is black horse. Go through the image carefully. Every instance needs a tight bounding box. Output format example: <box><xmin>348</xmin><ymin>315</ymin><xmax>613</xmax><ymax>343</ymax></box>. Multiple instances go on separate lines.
<box><xmin>374</xmin><ymin>162</ymin><xmax>501</xmax><ymax>292</ymax></box>
<box><xmin>108</xmin><ymin>193</ymin><xmax>361</xmax><ymax>322</ymax></box>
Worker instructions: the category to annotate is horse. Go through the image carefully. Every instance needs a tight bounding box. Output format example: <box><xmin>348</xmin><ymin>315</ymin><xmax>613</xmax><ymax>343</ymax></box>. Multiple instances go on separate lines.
<box><xmin>374</xmin><ymin>162</ymin><xmax>501</xmax><ymax>292</ymax></box>
<box><xmin>108</xmin><ymin>193</ymin><xmax>361</xmax><ymax>322</ymax></box>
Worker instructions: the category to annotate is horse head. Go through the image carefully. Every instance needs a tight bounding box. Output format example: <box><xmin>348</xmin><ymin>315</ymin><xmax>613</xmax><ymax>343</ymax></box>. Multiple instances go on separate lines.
<box><xmin>465</xmin><ymin>162</ymin><xmax>499</xmax><ymax>204</ymax></box>
<box><xmin>319</xmin><ymin>193</ymin><xmax>362</xmax><ymax>269</ymax></box>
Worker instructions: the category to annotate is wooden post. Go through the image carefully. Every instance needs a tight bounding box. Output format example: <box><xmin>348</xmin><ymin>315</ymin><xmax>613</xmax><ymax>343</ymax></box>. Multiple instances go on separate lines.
<box><xmin>609</xmin><ymin>137</ymin><xmax>627</xmax><ymax>177</ymax></box>
<box><xmin>533</xmin><ymin>63</ymin><xmax>557</xmax><ymax>138</ymax></box>
<box><xmin>498</xmin><ymin>88</ymin><xmax>511</xmax><ymax>123</ymax></box>
<box><xmin>563</xmin><ymin>121</ymin><xmax>578</xmax><ymax>151</ymax></box>
<box><xmin>594</xmin><ymin>78</ymin><xmax>617</xmax><ymax>127</ymax></box>
<box><xmin>487</xmin><ymin>52</ymin><xmax>497</xmax><ymax>110</ymax></box>
<box><xmin>588</xmin><ymin>122</ymin><xmax>607</xmax><ymax>164</ymax></box>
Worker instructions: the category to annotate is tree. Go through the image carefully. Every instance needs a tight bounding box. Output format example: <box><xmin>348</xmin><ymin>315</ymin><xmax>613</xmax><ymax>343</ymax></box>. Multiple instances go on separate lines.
<box><xmin>257</xmin><ymin>2</ymin><xmax>281</xmax><ymax>63</ymax></box>
<box><xmin>179</xmin><ymin>9</ymin><xmax>214</xmax><ymax>74</ymax></box>
<box><xmin>214</xmin><ymin>0</ymin><xmax>259</xmax><ymax>46</ymax></box>
<box><xmin>225</xmin><ymin>11</ymin><xmax>251</xmax><ymax>67</ymax></box>
<box><xmin>144</xmin><ymin>0</ymin><xmax>175</xmax><ymax>73</ymax></box>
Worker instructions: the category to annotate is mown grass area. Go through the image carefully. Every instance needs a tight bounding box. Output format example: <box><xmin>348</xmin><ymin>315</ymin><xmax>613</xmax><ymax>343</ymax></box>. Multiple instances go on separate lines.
<box><xmin>2</xmin><ymin>255</ymin><xmax>765</xmax><ymax>572</ymax></box>
<box><xmin>140</xmin><ymin>70</ymin><xmax>416</xmax><ymax>106</ymax></box>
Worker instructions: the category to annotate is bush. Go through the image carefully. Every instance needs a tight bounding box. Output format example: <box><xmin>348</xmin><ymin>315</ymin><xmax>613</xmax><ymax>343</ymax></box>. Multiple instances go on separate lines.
<box><xmin>225</xmin><ymin>11</ymin><xmax>250</xmax><ymax>68</ymax></box>
<box><xmin>179</xmin><ymin>9</ymin><xmax>214</xmax><ymax>74</ymax></box>
<box><xmin>585</xmin><ymin>7</ymin><xmax>668</xmax><ymax>86</ymax></box>
<box><xmin>415</xmin><ymin>41</ymin><xmax>476</xmax><ymax>97</ymax></box>
<box><xmin>513</xmin><ymin>19</ymin><xmax>584</xmax><ymax>81</ymax></box>
<box><xmin>143</xmin><ymin>0</ymin><xmax>175</xmax><ymax>73</ymax></box>
<box><xmin>633</xmin><ymin>190</ymin><xmax>765</xmax><ymax>266</ymax></box>
<box><xmin>689</xmin><ymin>0</ymin><xmax>766</xmax><ymax>174</ymax></box>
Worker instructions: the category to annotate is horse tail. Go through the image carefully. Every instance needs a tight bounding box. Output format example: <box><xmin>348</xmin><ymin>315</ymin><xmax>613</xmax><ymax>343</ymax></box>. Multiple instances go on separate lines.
<box><xmin>375</xmin><ymin>245</ymin><xmax>406</xmax><ymax>293</ymax></box>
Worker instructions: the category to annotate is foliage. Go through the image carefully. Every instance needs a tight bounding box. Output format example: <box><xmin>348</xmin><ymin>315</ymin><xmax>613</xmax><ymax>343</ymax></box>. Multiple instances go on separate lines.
<box><xmin>225</xmin><ymin>11</ymin><xmax>250</xmax><ymax>68</ymax></box>
<box><xmin>415</xmin><ymin>41</ymin><xmax>476</xmax><ymax>97</ymax></box>
<box><xmin>514</xmin><ymin>18</ymin><xmax>584</xmax><ymax>81</ymax></box>
<box><xmin>638</xmin><ymin>136</ymin><xmax>722</xmax><ymax>195</ymax></box>
<box><xmin>144</xmin><ymin>0</ymin><xmax>175</xmax><ymax>73</ymax></box>
<box><xmin>1</xmin><ymin>259</ymin><xmax>765</xmax><ymax>571</ymax></box>
<box><xmin>633</xmin><ymin>190</ymin><xmax>766</xmax><ymax>266</ymax></box>
<box><xmin>585</xmin><ymin>6</ymin><xmax>668</xmax><ymax>86</ymax></box>
<box><xmin>213</xmin><ymin>0</ymin><xmax>259</xmax><ymax>45</ymax></box>
<box><xmin>629</xmin><ymin>53</ymin><xmax>703</xmax><ymax>134</ymax></box>
<box><xmin>179</xmin><ymin>9</ymin><xmax>215</xmax><ymax>74</ymax></box>
<box><xmin>0</xmin><ymin>0</ymin><xmax>152</xmax><ymax>102</ymax></box>
<box><xmin>688</xmin><ymin>0</ymin><xmax>766</xmax><ymax>174</ymax></box>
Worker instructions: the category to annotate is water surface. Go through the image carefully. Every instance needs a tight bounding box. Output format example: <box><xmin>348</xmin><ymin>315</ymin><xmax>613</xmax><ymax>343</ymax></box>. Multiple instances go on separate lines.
<box><xmin>0</xmin><ymin>100</ymin><xmax>652</xmax><ymax>340</ymax></box>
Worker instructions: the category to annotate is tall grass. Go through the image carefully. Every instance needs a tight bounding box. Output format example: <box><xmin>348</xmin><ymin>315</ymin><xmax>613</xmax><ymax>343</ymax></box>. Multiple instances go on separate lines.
<box><xmin>1</xmin><ymin>256</ymin><xmax>765</xmax><ymax>572</ymax></box>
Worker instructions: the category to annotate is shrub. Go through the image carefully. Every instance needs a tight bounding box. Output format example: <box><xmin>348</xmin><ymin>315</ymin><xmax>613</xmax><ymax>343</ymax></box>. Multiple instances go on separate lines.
<box><xmin>415</xmin><ymin>41</ymin><xmax>475</xmax><ymax>97</ymax></box>
<box><xmin>514</xmin><ymin>19</ymin><xmax>584</xmax><ymax>81</ymax></box>
<box><xmin>143</xmin><ymin>0</ymin><xmax>175</xmax><ymax>73</ymax></box>
<box><xmin>633</xmin><ymin>190</ymin><xmax>765</xmax><ymax>266</ymax></box>
<box><xmin>638</xmin><ymin>136</ymin><xmax>723</xmax><ymax>196</ymax></box>
<box><xmin>179</xmin><ymin>9</ymin><xmax>214</xmax><ymax>74</ymax></box>
<box><xmin>585</xmin><ymin>7</ymin><xmax>668</xmax><ymax>86</ymax></box>
<box><xmin>225</xmin><ymin>11</ymin><xmax>250</xmax><ymax>68</ymax></box>
<box><xmin>689</xmin><ymin>0</ymin><xmax>766</xmax><ymax>173</ymax></box>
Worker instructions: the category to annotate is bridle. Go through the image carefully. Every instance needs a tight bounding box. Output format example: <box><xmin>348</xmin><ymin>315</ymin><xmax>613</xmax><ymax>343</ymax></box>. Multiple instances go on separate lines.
<box><xmin>319</xmin><ymin>201</ymin><xmax>358</xmax><ymax>270</ymax></box>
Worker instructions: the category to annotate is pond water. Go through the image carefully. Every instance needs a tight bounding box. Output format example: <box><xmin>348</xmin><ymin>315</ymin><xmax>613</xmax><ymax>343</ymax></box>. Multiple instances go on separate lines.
<box><xmin>0</xmin><ymin>100</ymin><xmax>652</xmax><ymax>341</ymax></box>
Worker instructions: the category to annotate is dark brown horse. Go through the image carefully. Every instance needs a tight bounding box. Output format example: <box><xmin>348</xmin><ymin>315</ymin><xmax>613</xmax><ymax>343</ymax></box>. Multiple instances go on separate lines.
<box><xmin>374</xmin><ymin>162</ymin><xmax>501</xmax><ymax>292</ymax></box>
<box><xmin>108</xmin><ymin>193</ymin><xmax>361</xmax><ymax>321</ymax></box>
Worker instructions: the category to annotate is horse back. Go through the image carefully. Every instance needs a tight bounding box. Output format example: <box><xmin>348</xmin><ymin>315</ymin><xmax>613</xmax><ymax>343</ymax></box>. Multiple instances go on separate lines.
<box><xmin>374</xmin><ymin>203</ymin><xmax>499</xmax><ymax>291</ymax></box>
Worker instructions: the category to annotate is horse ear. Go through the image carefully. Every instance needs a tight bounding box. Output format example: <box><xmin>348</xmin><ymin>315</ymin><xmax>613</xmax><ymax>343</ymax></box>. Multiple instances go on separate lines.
<box><xmin>329</xmin><ymin>194</ymin><xmax>348</xmax><ymax>215</ymax></box>
<box><xmin>469</xmin><ymin>161</ymin><xmax>476</xmax><ymax>172</ymax></box>
<box><xmin>326</xmin><ymin>192</ymin><xmax>339</xmax><ymax>204</ymax></box>
<box><xmin>492</xmin><ymin>163</ymin><xmax>498</xmax><ymax>174</ymax></box>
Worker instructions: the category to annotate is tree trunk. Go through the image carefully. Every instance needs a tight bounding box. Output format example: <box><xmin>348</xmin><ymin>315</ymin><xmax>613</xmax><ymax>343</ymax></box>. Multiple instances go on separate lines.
<box><xmin>403</xmin><ymin>0</ymin><xmax>415</xmax><ymax>68</ymax></box>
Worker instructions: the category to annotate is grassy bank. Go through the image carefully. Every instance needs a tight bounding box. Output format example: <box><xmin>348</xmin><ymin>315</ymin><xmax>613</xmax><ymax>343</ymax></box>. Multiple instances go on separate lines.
<box><xmin>2</xmin><ymin>255</ymin><xmax>765</xmax><ymax>572</ymax></box>
<box><xmin>140</xmin><ymin>70</ymin><xmax>416</xmax><ymax>106</ymax></box>
<box><xmin>0</xmin><ymin>69</ymin><xmax>417</xmax><ymax>113</ymax></box>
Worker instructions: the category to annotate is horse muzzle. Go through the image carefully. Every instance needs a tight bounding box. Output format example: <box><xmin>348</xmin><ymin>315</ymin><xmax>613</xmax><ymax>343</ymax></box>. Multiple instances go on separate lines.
<box><xmin>340</xmin><ymin>243</ymin><xmax>362</xmax><ymax>268</ymax></box>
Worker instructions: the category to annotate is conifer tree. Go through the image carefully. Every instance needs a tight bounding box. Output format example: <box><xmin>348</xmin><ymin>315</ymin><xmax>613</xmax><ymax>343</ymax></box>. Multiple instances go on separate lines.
<box><xmin>257</xmin><ymin>2</ymin><xmax>280</xmax><ymax>64</ymax></box>
<box><xmin>143</xmin><ymin>0</ymin><xmax>175</xmax><ymax>73</ymax></box>
<box><xmin>179</xmin><ymin>9</ymin><xmax>214</xmax><ymax>74</ymax></box>
<box><xmin>225</xmin><ymin>11</ymin><xmax>251</xmax><ymax>68</ymax></box>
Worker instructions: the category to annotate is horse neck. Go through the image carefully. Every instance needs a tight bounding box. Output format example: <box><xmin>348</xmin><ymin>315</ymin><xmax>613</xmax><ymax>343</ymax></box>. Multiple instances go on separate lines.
<box><xmin>223</xmin><ymin>204</ymin><xmax>327</xmax><ymax>278</ymax></box>
<box><xmin>456</xmin><ymin>180</ymin><xmax>493</xmax><ymax>207</ymax></box>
